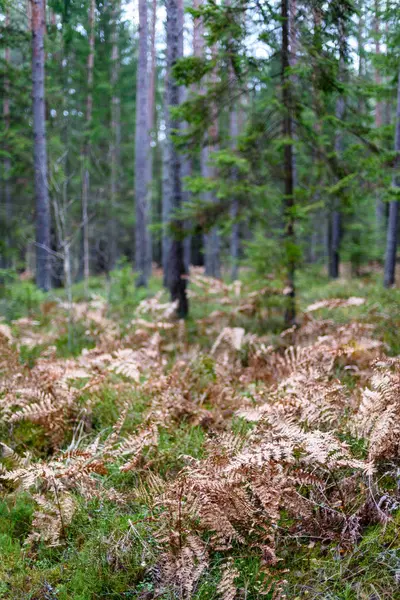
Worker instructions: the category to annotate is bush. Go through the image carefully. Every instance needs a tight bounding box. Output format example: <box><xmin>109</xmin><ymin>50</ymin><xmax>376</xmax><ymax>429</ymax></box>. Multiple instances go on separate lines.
<box><xmin>0</xmin><ymin>274</ymin><xmax>46</xmax><ymax>320</ymax></box>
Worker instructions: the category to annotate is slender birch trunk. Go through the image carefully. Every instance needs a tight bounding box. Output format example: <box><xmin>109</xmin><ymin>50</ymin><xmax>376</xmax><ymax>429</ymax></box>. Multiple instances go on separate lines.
<box><xmin>81</xmin><ymin>0</ymin><xmax>95</xmax><ymax>295</ymax></box>
<box><xmin>135</xmin><ymin>0</ymin><xmax>150</xmax><ymax>287</ymax></box>
<box><xmin>383</xmin><ymin>71</ymin><xmax>400</xmax><ymax>287</ymax></box>
<box><xmin>31</xmin><ymin>0</ymin><xmax>51</xmax><ymax>290</ymax></box>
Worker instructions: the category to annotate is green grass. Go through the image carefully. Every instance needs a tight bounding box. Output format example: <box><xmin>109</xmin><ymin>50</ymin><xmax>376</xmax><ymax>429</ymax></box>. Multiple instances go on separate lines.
<box><xmin>283</xmin><ymin>511</ymin><xmax>400</xmax><ymax>599</ymax></box>
<box><xmin>0</xmin><ymin>499</ymin><xmax>152</xmax><ymax>599</ymax></box>
<box><xmin>297</xmin><ymin>267</ymin><xmax>400</xmax><ymax>354</ymax></box>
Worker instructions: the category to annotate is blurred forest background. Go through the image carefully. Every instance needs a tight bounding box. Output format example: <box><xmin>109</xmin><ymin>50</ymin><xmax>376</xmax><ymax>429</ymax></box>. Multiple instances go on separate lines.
<box><xmin>0</xmin><ymin>0</ymin><xmax>399</xmax><ymax>321</ymax></box>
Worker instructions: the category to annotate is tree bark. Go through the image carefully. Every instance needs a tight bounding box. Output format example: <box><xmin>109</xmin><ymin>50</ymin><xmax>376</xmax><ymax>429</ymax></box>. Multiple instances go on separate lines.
<box><xmin>374</xmin><ymin>0</ymin><xmax>386</xmax><ymax>237</ymax></box>
<box><xmin>3</xmin><ymin>9</ymin><xmax>12</xmax><ymax>267</ymax></box>
<box><xmin>178</xmin><ymin>0</ymin><xmax>192</xmax><ymax>272</ymax></box>
<box><xmin>203</xmin><ymin>45</ymin><xmax>220</xmax><ymax>279</ymax></box>
<box><xmin>192</xmin><ymin>0</ymin><xmax>210</xmax><ymax>277</ymax></box>
<box><xmin>166</xmin><ymin>0</ymin><xmax>188</xmax><ymax>317</ymax></box>
<box><xmin>146</xmin><ymin>0</ymin><xmax>157</xmax><ymax>276</ymax></box>
<box><xmin>180</xmin><ymin>87</ymin><xmax>192</xmax><ymax>272</ymax></box>
<box><xmin>109</xmin><ymin>0</ymin><xmax>121</xmax><ymax>272</ymax></box>
<box><xmin>328</xmin><ymin>19</ymin><xmax>345</xmax><ymax>279</ymax></box>
<box><xmin>163</xmin><ymin>0</ymin><xmax>191</xmax><ymax>283</ymax></box>
<box><xmin>282</xmin><ymin>0</ymin><xmax>296</xmax><ymax>325</ymax></box>
<box><xmin>229</xmin><ymin>103</ymin><xmax>239</xmax><ymax>281</ymax></box>
<box><xmin>383</xmin><ymin>70</ymin><xmax>400</xmax><ymax>287</ymax></box>
<box><xmin>135</xmin><ymin>0</ymin><xmax>150</xmax><ymax>287</ymax></box>
<box><xmin>31</xmin><ymin>0</ymin><xmax>51</xmax><ymax>291</ymax></box>
<box><xmin>81</xmin><ymin>0</ymin><xmax>95</xmax><ymax>294</ymax></box>
<box><xmin>328</xmin><ymin>208</ymin><xmax>341</xmax><ymax>278</ymax></box>
<box><xmin>162</xmin><ymin>92</ymin><xmax>172</xmax><ymax>287</ymax></box>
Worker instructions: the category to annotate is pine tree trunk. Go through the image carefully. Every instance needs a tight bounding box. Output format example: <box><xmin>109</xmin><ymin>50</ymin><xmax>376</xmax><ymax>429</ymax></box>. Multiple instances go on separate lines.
<box><xmin>180</xmin><ymin>86</ymin><xmax>192</xmax><ymax>273</ymax></box>
<box><xmin>282</xmin><ymin>0</ymin><xmax>296</xmax><ymax>325</ymax></box>
<box><xmin>3</xmin><ymin>9</ymin><xmax>12</xmax><ymax>267</ymax></box>
<box><xmin>162</xmin><ymin>112</ymin><xmax>171</xmax><ymax>287</ymax></box>
<box><xmin>146</xmin><ymin>0</ymin><xmax>157</xmax><ymax>277</ymax></box>
<box><xmin>166</xmin><ymin>0</ymin><xmax>188</xmax><ymax>317</ymax></box>
<box><xmin>27</xmin><ymin>0</ymin><xmax>32</xmax><ymax>30</ymax></box>
<box><xmin>163</xmin><ymin>0</ymin><xmax>192</xmax><ymax>284</ymax></box>
<box><xmin>289</xmin><ymin>0</ymin><xmax>297</xmax><ymax>187</ymax></box>
<box><xmin>374</xmin><ymin>0</ymin><xmax>386</xmax><ymax>237</ymax></box>
<box><xmin>229</xmin><ymin>103</ymin><xmax>239</xmax><ymax>281</ymax></box>
<box><xmin>329</xmin><ymin>208</ymin><xmax>341</xmax><ymax>278</ymax></box>
<box><xmin>383</xmin><ymin>70</ymin><xmax>400</xmax><ymax>287</ymax></box>
<box><xmin>328</xmin><ymin>20</ymin><xmax>345</xmax><ymax>279</ymax></box>
<box><xmin>203</xmin><ymin>45</ymin><xmax>220</xmax><ymax>279</ymax></box>
<box><xmin>135</xmin><ymin>0</ymin><xmax>150</xmax><ymax>287</ymax></box>
<box><xmin>60</xmin><ymin>4</ymin><xmax>72</xmax><ymax>279</ymax></box>
<box><xmin>193</xmin><ymin>0</ymin><xmax>208</xmax><ymax>275</ymax></box>
<box><xmin>178</xmin><ymin>0</ymin><xmax>192</xmax><ymax>272</ymax></box>
<box><xmin>31</xmin><ymin>0</ymin><xmax>51</xmax><ymax>291</ymax></box>
<box><xmin>81</xmin><ymin>0</ymin><xmax>95</xmax><ymax>295</ymax></box>
<box><xmin>109</xmin><ymin>0</ymin><xmax>121</xmax><ymax>272</ymax></box>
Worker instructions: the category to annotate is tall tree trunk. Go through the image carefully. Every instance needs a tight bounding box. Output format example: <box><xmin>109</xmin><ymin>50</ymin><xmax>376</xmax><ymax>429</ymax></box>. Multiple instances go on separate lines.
<box><xmin>282</xmin><ymin>0</ymin><xmax>296</xmax><ymax>325</ymax></box>
<box><xmin>230</xmin><ymin>103</ymin><xmax>240</xmax><ymax>281</ymax></box>
<box><xmin>31</xmin><ymin>0</ymin><xmax>51</xmax><ymax>291</ymax></box>
<box><xmin>162</xmin><ymin>89</ymin><xmax>171</xmax><ymax>287</ymax></box>
<box><xmin>383</xmin><ymin>70</ymin><xmax>400</xmax><ymax>287</ymax></box>
<box><xmin>383</xmin><ymin>4</ymin><xmax>391</xmax><ymax>127</ymax></box>
<box><xmin>81</xmin><ymin>0</ymin><xmax>95</xmax><ymax>294</ymax></box>
<box><xmin>289</xmin><ymin>0</ymin><xmax>297</xmax><ymax>187</ymax></box>
<box><xmin>328</xmin><ymin>208</ymin><xmax>341</xmax><ymax>278</ymax></box>
<box><xmin>328</xmin><ymin>19</ymin><xmax>345</xmax><ymax>279</ymax></box>
<box><xmin>165</xmin><ymin>0</ymin><xmax>188</xmax><ymax>317</ymax></box>
<box><xmin>178</xmin><ymin>0</ymin><xmax>192</xmax><ymax>272</ymax></box>
<box><xmin>27</xmin><ymin>0</ymin><xmax>32</xmax><ymax>31</ymax></box>
<box><xmin>3</xmin><ymin>9</ymin><xmax>12</xmax><ymax>267</ymax></box>
<box><xmin>109</xmin><ymin>0</ymin><xmax>121</xmax><ymax>272</ymax></box>
<box><xmin>181</xmin><ymin>88</ymin><xmax>192</xmax><ymax>273</ymax></box>
<box><xmin>374</xmin><ymin>0</ymin><xmax>386</xmax><ymax>237</ymax></box>
<box><xmin>148</xmin><ymin>0</ymin><xmax>157</xmax><ymax>139</ymax></box>
<box><xmin>162</xmin><ymin>0</ymin><xmax>191</xmax><ymax>284</ymax></box>
<box><xmin>147</xmin><ymin>0</ymin><xmax>157</xmax><ymax>276</ymax></box>
<box><xmin>183</xmin><ymin>0</ymin><xmax>206</xmax><ymax>274</ymax></box>
<box><xmin>192</xmin><ymin>0</ymin><xmax>209</xmax><ymax>276</ymax></box>
<box><xmin>203</xmin><ymin>45</ymin><xmax>220</xmax><ymax>279</ymax></box>
<box><xmin>135</xmin><ymin>0</ymin><xmax>150</xmax><ymax>287</ymax></box>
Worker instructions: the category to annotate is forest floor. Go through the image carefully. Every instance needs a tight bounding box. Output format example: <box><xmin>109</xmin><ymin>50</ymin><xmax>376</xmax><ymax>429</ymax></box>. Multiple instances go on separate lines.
<box><xmin>1</xmin><ymin>266</ymin><xmax>400</xmax><ymax>600</ymax></box>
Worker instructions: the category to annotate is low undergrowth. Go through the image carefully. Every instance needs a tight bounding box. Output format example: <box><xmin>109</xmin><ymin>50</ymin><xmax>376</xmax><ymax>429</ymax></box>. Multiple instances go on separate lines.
<box><xmin>0</xmin><ymin>266</ymin><xmax>400</xmax><ymax>599</ymax></box>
